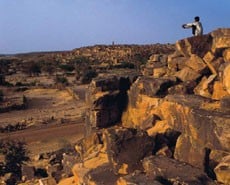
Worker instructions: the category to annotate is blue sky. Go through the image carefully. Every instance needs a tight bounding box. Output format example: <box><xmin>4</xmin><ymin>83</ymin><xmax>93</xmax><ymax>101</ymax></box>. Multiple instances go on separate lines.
<box><xmin>0</xmin><ymin>0</ymin><xmax>229</xmax><ymax>54</ymax></box>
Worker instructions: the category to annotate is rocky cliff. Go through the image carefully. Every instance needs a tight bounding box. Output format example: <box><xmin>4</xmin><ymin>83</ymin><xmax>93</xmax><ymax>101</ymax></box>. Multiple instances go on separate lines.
<box><xmin>67</xmin><ymin>28</ymin><xmax>230</xmax><ymax>185</ymax></box>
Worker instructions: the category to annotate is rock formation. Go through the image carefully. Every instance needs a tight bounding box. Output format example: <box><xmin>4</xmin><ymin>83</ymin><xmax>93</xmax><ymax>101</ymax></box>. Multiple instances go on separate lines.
<box><xmin>69</xmin><ymin>28</ymin><xmax>230</xmax><ymax>185</ymax></box>
<box><xmin>1</xmin><ymin>28</ymin><xmax>229</xmax><ymax>185</ymax></box>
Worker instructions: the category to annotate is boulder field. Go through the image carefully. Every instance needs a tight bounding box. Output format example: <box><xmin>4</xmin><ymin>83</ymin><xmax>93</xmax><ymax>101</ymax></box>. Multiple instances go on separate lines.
<box><xmin>62</xmin><ymin>28</ymin><xmax>230</xmax><ymax>185</ymax></box>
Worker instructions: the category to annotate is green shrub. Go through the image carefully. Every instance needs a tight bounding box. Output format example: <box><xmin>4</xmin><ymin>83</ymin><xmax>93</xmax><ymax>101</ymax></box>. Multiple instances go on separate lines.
<box><xmin>81</xmin><ymin>69</ymin><xmax>98</xmax><ymax>84</ymax></box>
<box><xmin>59</xmin><ymin>64</ymin><xmax>75</xmax><ymax>72</ymax></box>
<box><xmin>55</xmin><ymin>75</ymin><xmax>68</xmax><ymax>85</ymax></box>
<box><xmin>0</xmin><ymin>139</ymin><xmax>29</xmax><ymax>178</ymax></box>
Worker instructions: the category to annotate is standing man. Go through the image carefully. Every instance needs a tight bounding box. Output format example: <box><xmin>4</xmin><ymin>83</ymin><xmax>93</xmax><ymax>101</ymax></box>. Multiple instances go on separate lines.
<box><xmin>182</xmin><ymin>16</ymin><xmax>203</xmax><ymax>36</ymax></box>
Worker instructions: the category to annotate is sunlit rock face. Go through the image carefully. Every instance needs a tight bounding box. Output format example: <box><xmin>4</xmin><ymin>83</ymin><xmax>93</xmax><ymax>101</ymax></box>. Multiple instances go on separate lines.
<box><xmin>66</xmin><ymin>28</ymin><xmax>230</xmax><ymax>185</ymax></box>
<box><xmin>72</xmin><ymin>127</ymin><xmax>154</xmax><ymax>184</ymax></box>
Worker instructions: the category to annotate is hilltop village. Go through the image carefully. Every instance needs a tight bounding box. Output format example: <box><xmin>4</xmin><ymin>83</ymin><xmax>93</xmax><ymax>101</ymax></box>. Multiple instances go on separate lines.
<box><xmin>0</xmin><ymin>28</ymin><xmax>230</xmax><ymax>185</ymax></box>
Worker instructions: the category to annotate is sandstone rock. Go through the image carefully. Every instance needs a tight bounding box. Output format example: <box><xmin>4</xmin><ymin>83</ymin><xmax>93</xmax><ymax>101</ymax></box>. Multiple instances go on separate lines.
<box><xmin>185</xmin><ymin>54</ymin><xmax>207</xmax><ymax>73</ymax></box>
<box><xmin>147</xmin><ymin>61</ymin><xmax>167</xmax><ymax>69</ymax></box>
<box><xmin>203</xmin><ymin>51</ymin><xmax>215</xmax><ymax>64</ymax></box>
<box><xmin>61</xmin><ymin>153</ymin><xmax>79</xmax><ymax>177</ymax></box>
<box><xmin>168</xmin><ymin>81</ymin><xmax>197</xmax><ymax>95</ymax></box>
<box><xmin>174</xmin><ymin>134</ymin><xmax>206</xmax><ymax>169</ymax></box>
<box><xmin>176</xmin><ymin>34</ymin><xmax>212</xmax><ymax>58</ymax></box>
<box><xmin>47</xmin><ymin>164</ymin><xmax>62</xmax><ymax>182</ymax></box>
<box><xmin>38</xmin><ymin>177</ymin><xmax>56</xmax><ymax>185</ymax></box>
<box><xmin>194</xmin><ymin>74</ymin><xmax>216</xmax><ymax>98</ymax></box>
<box><xmin>122</xmin><ymin>76</ymin><xmax>176</xmax><ymax>129</ymax></box>
<box><xmin>129</xmin><ymin>76</ymin><xmax>175</xmax><ymax>98</ymax></box>
<box><xmin>104</xmin><ymin>127</ymin><xmax>154</xmax><ymax>174</ymax></box>
<box><xmin>153</xmin><ymin>67</ymin><xmax>167</xmax><ymax>78</ymax></box>
<box><xmin>209</xmin><ymin>149</ymin><xmax>230</xmax><ymax>172</ymax></box>
<box><xmin>147</xmin><ymin>120</ymin><xmax>170</xmax><ymax>136</ymax></box>
<box><xmin>75</xmin><ymin>132</ymin><xmax>103</xmax><ymax>160</ymax></box>
<box><xmin>66</xmin><ymin>28</ymin><xmax>230</xmax><ymax>185</ymax></box>
<box><xmin>155</xmin><ymin>145</ymin><xmax>172</xmax><ymax>158</ymax></box>
<box><xmin>211</xmin><ymin>36</ymin><xmax>230</xmax><ymax>54</ymax></box>
<box><xmin>203</xmin><ymin>51</ymin><xmax>217</xmax><ymax>75</ymax></box>
<box><xmin>142</xmin><ymin>67</ymin><xmax>153</xmax><ymax>76</ymax></box>
<box><xmin>175</xmin><ymin>67</ymin><xmax>201</xmax><ymax>82</ymax></box>
<box><xmin>72</xmin><ymin>127</ymin><xmax>155</xmax><ymax>184</ymax></box>
<box><xmin>211</xmin><ymin>28</ymin><xmax>230</xmax><ymax>37</ymax></box>
<box><xmin>21</xmin><ymin>165</ymin><xmax>35</xmax><ymax>181</ymax></box>
<box><xmin>211</xmin><ymin>28</ymin><xmax>230</xmax><ymax>55</ymax></box>
<box><xmin>212</xmin><ymin>57</ymin><xmax>225</xmax><ymax>72</ymax></box>
<box><xmin>142</xmin><ymin>155</ymin><xmax>215</xmax><ymax>185</ymax></box>
<box><xmin>212</xmin><ymin>81</ymin><xmax>229</xmax><ymax>100</ymax></box>
<box><xmin>57</xmin><ymin>176</ymin><xmax>77</xmax><ymax>185</ymax></box>
<box><xmin>72</xmin><ymin>153</ymin><xmax>109</xmax><ymax>185</ymax></box>
<box><xmin>117</xmin><ymin>171</ymin><xmax>162</xmax><ymax>185</ymax></box>
<box><xmin>139</xmin><ymin>114</ymin><xmax>161</xmax><ymax>130</ymax></box>
<box><xmin>81</xmin><ymin>164</ymin><xmax>119</xmax><ymax>185</ymax></box>
<box><xmin>154</xmin><ymin>95</ymin><xmax>230</xmax><ymax>169</ymax></box>
<box><xmin>149</xmin><ymin>54</ymin><xmax>161</xmax><ymax>62</ymax></box>
<box><xmin>85</xmin><ymin>74</ymin><xmax>137</xmax><ymax>133</ymax></box>
<box><xmin>214</xmin><ymin>155</ymin><xmax>230</xmax><ymax>184</ymax></box>
<box><xmin>223</xmin><ymin>63</ymin><xmax>230</xmax><ymax>94</ymax></box>
<box><xmin>167</xmin><ymin>56</ymin><xmax>187</xmax><ymax>72</ymax></box>
<box><xmin>122</xmin><ymin>95</ymin><xmax>161</xmax><ymax>129</ymax></box>
<box><xmin>220</xmin><ymin>96</ymin><xmax>230</xmax><ymax>110</ymax></box>
<box><xmin>223</xmin><ymin>48</ymin><xmax>230</xmax><ymax>62</ymax></box>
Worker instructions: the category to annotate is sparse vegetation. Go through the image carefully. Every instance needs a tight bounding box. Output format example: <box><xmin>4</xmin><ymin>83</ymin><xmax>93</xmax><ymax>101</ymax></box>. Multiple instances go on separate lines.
<box><xmin>115</xmin><ymin>62</ymin><xmax>135</xmax><ymax>69</ymax></box>
<box><xmin>55</xmin><ymin>75</ymin><xmax>68</xmax><ymax>85</ymax></box>
<box><xmin>80</xmin><ymin>69</ymin><xmax>98</xmax><ymax>84</ymax></box>
<box><xmin>59</xmin><ymin>64</ymin><xmax>75</xmax><ymax>72</ymax></box>
<box><xmin>0</xmin><ymin>139</ymin><xmax>29</xmax><ymax>179</ymax></box>
<box><xmin>0</xmin><ymin>123</ymin><xmax>27</xmax><ymax>133</ymax></box>
<box><xmin>15</xmin><ymin>81</ymin><xmax>36</xmax><ymax>87</ymax></box>
<box><xmin>40</xmin><ymin>60</ymin><xmax>56</xmax><ymax>75</ymax></box>
<box><xmin>22</xmin><ymin>61</ymin><xmax>41</xmax><ymax>76</ymax></box>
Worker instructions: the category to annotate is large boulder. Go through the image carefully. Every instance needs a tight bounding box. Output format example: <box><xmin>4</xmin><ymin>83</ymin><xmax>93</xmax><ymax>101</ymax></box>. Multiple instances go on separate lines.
<box><xmin>223</xmin><ymin>63</ymin><xmax>230</xmax><ymax>94</ymax></box>
<box><xmin>214</xmin><ymin>155</ymin><xmax>230</xmax><ymax>184</ymax></box>
<box><xmin>176</xmin><ymin>34</ymin><xmax>213</xmax><ymax>58</ymax></box>
<box><xmin>85</xmin><ymin>73</ymin><xmax>138</xmax><ymax>135</ymax></box>
<box><xmin>223</xmin><ymin>48</ymin><xmax>230</xmax><ymax>62</ymax></box>
<box><xmin>122</xmin><ymin>76</ymin><xmax>176</xmax><ymax>129</ymax></box>
<box><xmin>142</xmin><ymin>155</ymin><xmax>216</xmax><ymax>185</ymax></box>
<box><xmin>175</xmin><ymin>67</ymin><xmax>201</xmax><ymax>82</ymax></box>
<box><xmin>211</xmin><ymin>28</ymin><xmax>230</xmax><ymax>54</ymax></box>
<box><xmin>72</xmin><ymin>127</ymin><xmax>154</xmax><ymax>184</ymax></box>
<box><xmin>117</xmin><ymin>171</ymin><xmax>162</xmax><ymax>185</ymax></box>
<box><xmin>104</xmin><ymin>127</ymin><xmax>154</xmax><ymax>175</ymax></box>
<box><xmin>153</xmin><ymin>95</ymin><xmax>230</xmax><ymax>169</ymax></box>
<box><xmin>185</xmin><ymin>54</ymin><xmax>207</xmax><ymax>73</ymax></box>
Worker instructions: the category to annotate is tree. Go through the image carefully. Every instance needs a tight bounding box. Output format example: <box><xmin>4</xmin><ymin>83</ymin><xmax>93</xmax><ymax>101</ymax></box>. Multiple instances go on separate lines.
<box><xmin>22</xmin><ymin>61</ymin><xmax>41</xmax><ymax>76</ymax></box>
<box><xmin>0</xmin><ymin>139</ymin><xmax>29</xmax><ymax>178</ymax></box>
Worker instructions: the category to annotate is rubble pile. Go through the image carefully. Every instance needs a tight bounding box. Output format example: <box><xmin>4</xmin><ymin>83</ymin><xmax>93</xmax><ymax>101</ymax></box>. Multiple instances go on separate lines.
<box><xmin>69</xmin><ymin>28</ymin><xmax>230</xmax><ymax>185</ymax></box>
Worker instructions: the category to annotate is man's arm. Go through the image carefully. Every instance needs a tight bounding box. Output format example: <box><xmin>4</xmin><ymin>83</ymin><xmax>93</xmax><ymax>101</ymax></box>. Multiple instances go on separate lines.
<box><xmin>182</xmin><ymin>23</ymin><xmax>194</xmax><ymax>29</ymax></box>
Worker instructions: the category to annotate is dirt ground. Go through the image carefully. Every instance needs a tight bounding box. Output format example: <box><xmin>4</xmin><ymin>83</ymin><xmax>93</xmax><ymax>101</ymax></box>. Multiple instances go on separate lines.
<box><xmin>0</xmin><ymin>85</ymin><xmax>88</xmax><ymax>156</ymax></box>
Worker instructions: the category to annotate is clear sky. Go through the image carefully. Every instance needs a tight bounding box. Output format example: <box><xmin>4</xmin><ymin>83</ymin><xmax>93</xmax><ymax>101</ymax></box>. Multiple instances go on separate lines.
<box><xmin>0</xmin><ymin>0</ymin><xmax>229</xmax><ymax>54</ymax></box>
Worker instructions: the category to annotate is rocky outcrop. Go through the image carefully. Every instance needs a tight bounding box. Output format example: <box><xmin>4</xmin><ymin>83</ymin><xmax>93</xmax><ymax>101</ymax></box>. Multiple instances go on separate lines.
<box><xmin>72</xmin><ymin>127</ymin><xmax>154</xmax><ymax>184</ymax></box>
<box><xmin>58</xmin><ymin>28</ymin><xmax>230</xmax><ymax>185</ymax></box>
<box><xmin>85</xmin><ymin>73</ymin><xmax>138</xmax><ymax>135</ymax></box>
<box><xmin>214</xmin><ymin>155</ymin><xmax>230</xmax><ymax>184</ymax></box>
<box><xmin>143</xmin><ymin>155</ymin><xmax>215</xmax><ymax>185</ymax></box>
<box><xmin>6</xmin><ymin>29</ymin><xmax>230</xmax><ymax>185</ymax></box>
<box><xmin>120</xmin><ymin>28</ymin><xmax>230</xmax><ymax>184</ymax></box>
